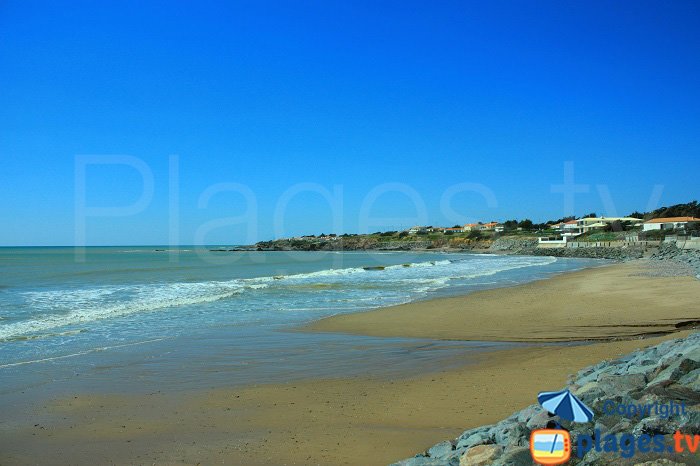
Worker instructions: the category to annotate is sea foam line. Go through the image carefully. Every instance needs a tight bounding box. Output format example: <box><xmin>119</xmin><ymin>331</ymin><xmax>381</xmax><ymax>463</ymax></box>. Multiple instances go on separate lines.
<box><xmin>1</xmin><ymin>256</ymin><xmax>557</xmax><ymax>341</ymax></box>
<box><xmin>0</xmin><ymin>337</ymin><xmax>168</xmax><ymax>369</ymax></box>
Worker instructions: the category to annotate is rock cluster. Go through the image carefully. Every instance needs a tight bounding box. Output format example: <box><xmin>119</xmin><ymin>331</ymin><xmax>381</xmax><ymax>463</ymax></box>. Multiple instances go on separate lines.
<box><xmin>255</xmin><ymin>237</ymin><xmax>450</xmax><ymax>251</ymax></box>
<box><xmin>488</xmin><ymin>238</ymin><xmax>652</xmax><ymax>261</ymax></box>
<box><xmin>650</xmin><ymin>243</ymin><xmax>700</xmax><ymax>278</ymax></box>
<box><xmin>488</xmin><ymin>238</ymin><xmax>538</xmax><ymax>254</ymax></box>
<box><xmin>254</xmin><ymin>236</ymin><xmax>699</xmax><ymax>269</ymax></box>
<box><xmin>531</xmin><ymin>246</ymin><xmax>647</xmax><ymax>260</ymax></box>
<box><xmin>390</xmin><ymin>332</ymin><xmax>700</xmax><ymax>466</ymax></box>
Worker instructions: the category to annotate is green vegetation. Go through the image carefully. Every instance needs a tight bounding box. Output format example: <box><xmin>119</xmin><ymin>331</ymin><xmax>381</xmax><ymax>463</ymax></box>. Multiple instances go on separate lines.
<box><xmin>261</xmin><ymin>200</ymin><xmax>699</xmax><ymax>249</ymax></box>
<box><xmin>578</xmin><ymin>231</ymin><xmax>622</xmax><ymax>242</ymax></box>
<box><xmin>630</xmin><ymin>200</ymin><xmax>700</xmax><ymax>220</ymax></box>
<box><xmin>518</xmin><ymin>219</ymin><xmax>534</xmax><ymax>230</ymax></box>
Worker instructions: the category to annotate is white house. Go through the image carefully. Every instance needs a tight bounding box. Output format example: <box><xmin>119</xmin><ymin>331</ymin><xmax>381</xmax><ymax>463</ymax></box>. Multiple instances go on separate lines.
<box><xmin>576</xmin><ymin>217</ymin><xmax>643</xmax><ymax>234</ymax></box>
<box><xmin>549</xmin><ymin>222</ymin><xmax>566</xmax><ymax>231</ymax></box>
<box><xmin>408</xmin><ymin>226</ymin><xmax>427</xmax><ymax>234</ymax></box>
<box><xmin>537</xmin><ymin>236</ymin><xmax>568</xmax><ymax>248</ymax></box>
<box><xmin>561</xmin><ymin>220</ymin><xmax>582</xmax><ymax>237</ymax></box>
<box><xmin>462</xmin><ymin>223</ymin><xmax>483</xmax><ymax>232</ymax></box>
<box><xmin>642</xmin><ymin>217</ymin><xmax>700</xmax><ymax>231</ymax></box>
<box><xmin>481</xmin><ymin>221</ymin><xmax>501</xmax><ymax>231</ymax></box>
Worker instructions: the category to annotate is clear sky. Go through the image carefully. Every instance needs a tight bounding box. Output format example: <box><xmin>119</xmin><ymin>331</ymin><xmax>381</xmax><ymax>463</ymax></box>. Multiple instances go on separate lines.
<box><xmin>1</xmin><ymin>1</ymin><xmax>699</xmax><ymax>245</ymax></box>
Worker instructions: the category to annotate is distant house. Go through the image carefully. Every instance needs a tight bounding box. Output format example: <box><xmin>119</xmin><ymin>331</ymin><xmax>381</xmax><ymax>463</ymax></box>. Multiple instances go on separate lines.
<box><xmin>408</xmin><ymin>226</ymin><xmax>427</xmax><ymax>235</ymax></box>
<box><xmin>537</xmin><ymin>236</ymin><xmax>568</xmax><ymax>247</ymax></box>
<box><xmin>562</xmin><ymin>220</ymin><xmax>582</xmax><ymax>236</ymax></box>
<box><xmin>550</xmin><ymin>222</ymin><xmax>566</xmax><ymax>231</ymax></box>
<box><xmin>442</xmin><ymin>227</ymin><xmax>463</xmax><ymax>233</ymax></box>
<box><xmin>462</xmin><ymin>223</ymin><xmax>483</xmax><ymax>232</ymax></box>
<box><xmin>481</xmin><ymin>221</ymin><xmax>500</xmax><ymax>231</ymax></box>
<box><xmin>577</xmin><ymin>217</ymin><xmax>643</xmax><ymax>234</ymax></box>
<box><xmin>643</xmin><ymin>217</ymin><xmax>700</xmax><ymax>231</ymax></box>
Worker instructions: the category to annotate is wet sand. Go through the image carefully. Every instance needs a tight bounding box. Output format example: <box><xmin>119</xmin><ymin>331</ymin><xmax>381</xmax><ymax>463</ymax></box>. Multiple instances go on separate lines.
<box><xmin>308</xmin><ymin>262</ymin><xmax>700</xmax><ymax>342</ymax></box>
<box><xmin>2</xmin><ymin>262</ymin><xmax>698</xmax><ymax>465</ymax></box>
<box><xmin>2</xmin><ymin>334</ymin><xmax>692</xmax><ymax>466</ymax></box>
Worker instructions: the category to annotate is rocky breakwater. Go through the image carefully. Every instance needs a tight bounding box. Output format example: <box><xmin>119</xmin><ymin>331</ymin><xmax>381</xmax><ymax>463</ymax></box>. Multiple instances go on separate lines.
<box><xmin>651</xmin><ymin>243</ymin><xmax>700</xmax><ymax>279</ymax></box>
<box><xmin>489</xmin><ymin>237</ymin><xmax>538</xmax><ymax>255</ymax></box>
<box><xmin>532</xmin><ymin>245</ymin><xmax>647</xmax><ymax>261</ymax></box>
<box><xmin>391</xmin><ymin>332</ymin><xmax>700</xmax><ymax>466</ymax></box>
<box><xmin>490</xmin><ymin>236</ymin><xmax>656</xmax><ymax>260</ymax></box>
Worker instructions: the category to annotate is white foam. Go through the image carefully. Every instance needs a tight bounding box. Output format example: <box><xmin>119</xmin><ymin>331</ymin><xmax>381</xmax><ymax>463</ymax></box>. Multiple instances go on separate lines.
<box><xmin>0</xmin><ymin>337</ymin><xmax>167</xmax><ymax>368</ymax></box>
<box><xmin>1</xmin><ymin>255</ymin><xmax>558</xmax><ymax>341</ymax></box>
<box><xmin>2</xmin><ymin>281</ymin><xmax>264</xmax><ymax>341</ymax></box>
<box><xmin>384</xmin><ymin>259</ymin><xmax>452</xmax><ymax>269</ymax></box>
<box><xmin>253</xmin><ymin>258</ymin><xmax>459</xmax><ymax>282</ymax></box>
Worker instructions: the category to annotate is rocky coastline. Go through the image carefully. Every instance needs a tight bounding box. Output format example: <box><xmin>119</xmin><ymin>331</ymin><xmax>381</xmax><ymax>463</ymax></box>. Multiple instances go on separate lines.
<box><xmin>391</xmin><ymin>332</ymin><xmax>700</xmax><ymax>466</ymax></box>
<box><xmin>254</xmin><ymin>236</ymin><xmax>437</xmax><ymax>251</ymax></box>
<box><xmin>253</xmin><ymin>235</ymin><xmax>700</xmax><ymax>267</ymax></box>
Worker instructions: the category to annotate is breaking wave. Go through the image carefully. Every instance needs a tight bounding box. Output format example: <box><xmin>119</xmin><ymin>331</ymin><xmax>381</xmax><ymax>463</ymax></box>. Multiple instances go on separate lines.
<box><xmin>0</xmin><ymin>255</ymin><xmax>557</xmax><ymax>341</ymax></box>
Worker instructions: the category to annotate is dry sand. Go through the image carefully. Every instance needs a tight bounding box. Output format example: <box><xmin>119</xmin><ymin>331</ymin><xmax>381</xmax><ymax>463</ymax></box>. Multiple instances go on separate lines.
<box><xmin>2</xmin><ymin>261</ymin><xmax>698</xmax><ymax>465</ymax></box>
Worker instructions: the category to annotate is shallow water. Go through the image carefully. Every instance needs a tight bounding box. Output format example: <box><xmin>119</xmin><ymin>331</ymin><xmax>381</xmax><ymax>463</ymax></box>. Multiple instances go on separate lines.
<box><xmin>0</xmin><ymin>247</ymin><xmax>605</xmax><ymax>398</ymax></box>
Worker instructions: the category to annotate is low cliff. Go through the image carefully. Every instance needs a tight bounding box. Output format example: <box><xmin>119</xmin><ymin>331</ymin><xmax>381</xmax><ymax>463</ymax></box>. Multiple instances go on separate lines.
<box><xmin>254</xmin><ymin>235</ymin><xmax>492</xmax><ymax>251</ymax></box>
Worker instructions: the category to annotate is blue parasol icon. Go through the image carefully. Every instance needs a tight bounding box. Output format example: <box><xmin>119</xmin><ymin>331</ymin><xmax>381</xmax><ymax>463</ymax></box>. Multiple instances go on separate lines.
<box><xmin>537</xmin><ymin>389</ymin><xmax>594</xmax><ymax>423</ymax></box>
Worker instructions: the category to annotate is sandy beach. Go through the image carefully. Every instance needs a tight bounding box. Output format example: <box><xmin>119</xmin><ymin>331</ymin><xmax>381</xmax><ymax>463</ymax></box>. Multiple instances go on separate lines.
<box><xmin>309</xmin><ymin>261</ymin><xmax>700</xmax><ymax>342</ymax></box>
<box><xmin>2</xmin><ymin>261</ymin><xmax>698</xmax><ymax>465</ymax></box>
<box><xmin>4</xmin><ymin>3</ymin><xmax>700</xmax><ymax>464</ymax></box>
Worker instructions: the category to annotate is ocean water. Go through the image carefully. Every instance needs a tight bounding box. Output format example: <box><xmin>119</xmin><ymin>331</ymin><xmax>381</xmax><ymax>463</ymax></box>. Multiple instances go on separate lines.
<box><xmin>0</xmin><ymin>247</ymin><xmax>605</xmax><ymax>397</ymax></box>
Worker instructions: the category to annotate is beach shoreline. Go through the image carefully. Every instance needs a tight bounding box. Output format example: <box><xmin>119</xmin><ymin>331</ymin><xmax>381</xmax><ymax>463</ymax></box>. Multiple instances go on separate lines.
<box><xmin>2</xmin><ymin>336</ymin><xmax>692</xmax><ymax>466</ymax></box>
<box><xmin>306</xmin><ymin>260</ymin><xmax>700</xmax><ymax>343</ymax></box>
<box><xmin>2</xmin><ymin>259</ymin><xmax>698</xmax><ymax>465</ymax></box>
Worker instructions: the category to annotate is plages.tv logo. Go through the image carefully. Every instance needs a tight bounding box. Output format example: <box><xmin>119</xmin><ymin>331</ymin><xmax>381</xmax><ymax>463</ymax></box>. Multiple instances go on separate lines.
<box><xmin>530</xmin><ymin>428</ymin><xmax>571</xmax><ymax>465</ymax></box>
<box><xmin>530</xmin><ymin>389</ymin><xmax>593</xmax><ymax>465</ymax></box>
<box><xmin>530</xmin><ymin>388</ymin><xmax>699</xmax><ymax>464</ymax></box>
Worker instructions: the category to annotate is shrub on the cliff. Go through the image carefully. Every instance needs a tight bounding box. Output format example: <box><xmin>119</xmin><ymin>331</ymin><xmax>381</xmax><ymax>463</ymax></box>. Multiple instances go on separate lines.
<box><xmin>518</xmin><ymin>219</ymin><xmax>534</xmax><ymax>230</ymax></box>
<box><xmin>449</xmin><ymin>237</ymin><xmax>470</xmax><ymax>247</ymax></box>
<box><xmin>468</xmin><ymin>230</ymin><xmax>483</xmax><ymax>240</ymax></box>
<box><xmin>685</xmin><ymin>222</ymin><xmax>700</xmax><ymax>235</ymax></box>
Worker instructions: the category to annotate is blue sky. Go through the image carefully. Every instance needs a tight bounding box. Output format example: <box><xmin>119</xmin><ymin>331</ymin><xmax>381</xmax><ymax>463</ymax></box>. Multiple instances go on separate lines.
<box><xmin>1</xmin><ymin>1</ymin><xmax>699</xmax><ymax>245</ymax></box>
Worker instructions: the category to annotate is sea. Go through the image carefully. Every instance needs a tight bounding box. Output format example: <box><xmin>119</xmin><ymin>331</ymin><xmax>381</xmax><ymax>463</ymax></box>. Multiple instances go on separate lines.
<box><xmin>0</xmin><ymin>247</ymin><xmax>605</xmax><ymax>400</ymax></box>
